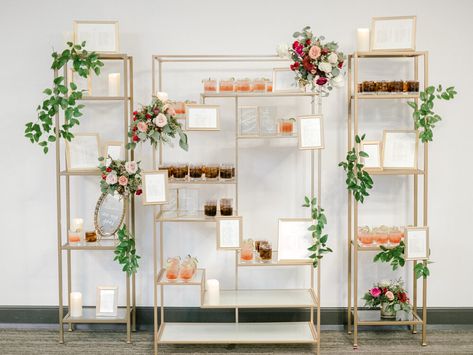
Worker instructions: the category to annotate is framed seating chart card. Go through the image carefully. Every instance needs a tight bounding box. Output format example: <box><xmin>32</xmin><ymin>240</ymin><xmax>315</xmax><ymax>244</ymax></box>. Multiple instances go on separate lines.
<box><xmin>360</xmin><ymin>141</ymin><xmax>382</xmax><ymax>170</ymax></box>
<box><xmin>185</xmin><ymin>104</ymin><xmax>220</xmax><ymax>131</ymax></box>
<box><xmin>216</xmin><ymin>216</ymin><xmax>242</xmax><ymax>250</ymax></box>
<box><xmin>277</xmin><ymin>218</ymin><xmax>313</xmax><ymax>263</ymax></box>
<box><xmin>370</xmin><ymin>16</ymin><xmax>416</xmax><ymax>52</ymax></box>
<box><xmin>297</xmin><ymin>115</ymin><xmax>324</xmax><ymax>150</ymax></box>
<box><xmin>382</xmin><ymin>130</ymin><xmax>418</xmax><ymax>169</ymax></box>
<box><xmin>142</xmin><ymin>170</ymin><xmax>169</xmax><ymax>205</ymax></box>
<box><xmin>404</xmin><ymin>227</ymin><xmax>429</xmax><ymax>260</ymax></box>
<box><xmin>73</xmin><ymin>20</ymin><xmax>119</xmax><ymax>53</ymax></box>
<box><xmin>65</xmin><ymin>133</ymin><xmax>100</xmax><ymax>172</ymax></box>
<box><xmin>96</xmin><ymin>286</ymin><xmax>118</xmax><ymax>317</ymax></box>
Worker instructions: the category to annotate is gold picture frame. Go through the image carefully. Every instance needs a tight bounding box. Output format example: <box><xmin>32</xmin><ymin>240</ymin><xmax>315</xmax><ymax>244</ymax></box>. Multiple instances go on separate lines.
<box><xmin>65</xmin><ymin>133</ymin><xmax>100</xmax><ymax>172</ymax></box>
<box><xmin>272</xmin><ymin>68</ymin><xmax>304</xmax><ymax>93</ymax></box>
<box><xmin>382</xmin><ymin>130</ymin><xmax>419</xmax><ymax>170</ymax></box>
<box><xmin>370</xmin><ymin>16</ymin><xmax>416</xmax><ymax>52</ymax></box>
<box><xmin>360</xmin><ymin>140</ymin><xmax>383</xmax><ymax>171</ymax></box>
<box><xmin>102</xmin><ymin>141</ymin><xmax>124</xmax><ymax>160</ymax></box>
<box><xmin>404</xmin><ymin>226</ymin><xmax>429</xmax><ymax>261</ymax></box>
<box><xmin>142</xmin><ymin>170</ymin><xmax>169</xmax><ymax>205</ymax></box>
<box><xmin>216</xmin><ymin>216</ymin><xmax>243</xmax><ymax>250</ymax></box>
<box><xmin>297</xmin><ymin>115</ymin><xmax>324</xmax><ymax>150</ymax></box>
<box><xmin>96</xmin><ymin>286</ymin><xmax>118</xmax><ymax>317</ymax></box>
<box><xmin>277</xmin><ymin>218</ymin><xmax>313</xmax><ymax>263</ymax></box>
<box><xmin>73</xmin><ymin>20</ymin><xmax>119</xmax><ymax>53</ymax></box>
<box><xmin>185</xmin><ymin>104</ymin><xmax>220</xmax><ymax>131</ymax></box>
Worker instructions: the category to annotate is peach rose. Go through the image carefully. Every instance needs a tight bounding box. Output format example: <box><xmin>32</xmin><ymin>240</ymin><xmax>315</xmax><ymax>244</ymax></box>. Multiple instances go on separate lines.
<box><xmin>154</xmin><ymin>113</ymin><xmax>168</xmax><ymax>128</ymax></box>
<box><xmin>166</xmin><ymin>106</ymin><xmax>176</xmax><ymax>116</ymax></box>
<box><xmin>385</xmin><ymin>291</ymin><xmax>394</xmax><ymax>301</ymax></box>
<box><xmin>308</xmin><ymin>46</ymin><xmax>321</xmax><ymax>60</ymax></box>
<box><xmin>118</xmin><ymin>175</ymin><xmax>128</xmax><ymax>186</ymax></box>
<box><xmin>137</xmin><ymin>121</ymin><xmax>148</xmax><ymax>133</ymax></box>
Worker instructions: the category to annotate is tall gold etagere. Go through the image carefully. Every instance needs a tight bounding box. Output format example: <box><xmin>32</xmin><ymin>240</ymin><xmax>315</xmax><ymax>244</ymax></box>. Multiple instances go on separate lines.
<box><xmin>151</xmin><ymin>54</ymin><xmax>322</xmax><ymax>354</ymax></box>
<box><xmin>55</xmin><ymin>53</ymin><xmax>136</xmax><ymax>344</ymax></box>
<box><xmin>346</xmin><ymin>51</ymin><xmax>429</xmax><ymax>348</ymax></box>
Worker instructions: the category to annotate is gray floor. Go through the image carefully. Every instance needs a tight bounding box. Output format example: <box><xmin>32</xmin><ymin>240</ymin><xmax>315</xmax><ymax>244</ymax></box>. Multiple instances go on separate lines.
<box><xmin>1</xmin><ymin>327</ymin><xmax>473</xmax><ymax>354</ymax></box>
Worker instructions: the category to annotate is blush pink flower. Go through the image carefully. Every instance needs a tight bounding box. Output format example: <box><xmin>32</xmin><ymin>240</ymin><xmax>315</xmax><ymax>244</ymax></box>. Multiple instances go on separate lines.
<box><xmin>118</xmin><ymin>175</ymin><xmax>128</xmax><ymax>186</ymax></box>
<box><xmin>308</xmin><ymin>45</ymin><xmax>321</xmax><ymax>60</ymax></box>
<box><xmin>370</xmin><ymin>287</ymin><xmax>381</xmax><ymax>298</ymax></box>
<box><xmin>125</xmin><ymin>161</ymin><xmax>138</xmax><ymax>174</ymax></box>
<box><xmin>154</xmin><ymin>113</ymin><xmax>168</xmax><ymax>128</ymax></box>
<box><xmin>137</xmin><ymin>121</ymin><xmax>148</xmax><ymax>133</ymax></box>
<box><xmin>385</xmin><ymin>291</ymin><xmax>394</xmax><ymax>301</ymax></box>
<box><xmin>105</xmin><ymin>172</ymin><xmax>117</xmax><ymax>185</ymax></box>
<box><xmin>166</xmin><ymin>106</ymin><xmax>176</xmax><ymax>116</ymax></box>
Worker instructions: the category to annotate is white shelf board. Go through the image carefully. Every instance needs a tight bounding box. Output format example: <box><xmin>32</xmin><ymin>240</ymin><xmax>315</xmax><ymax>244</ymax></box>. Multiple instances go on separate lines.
<box><xmin>157</xmin><ymin>268</ymin><xmax>204</xmax><ymax>286</ymax></box>
<box><xmin>157</xmin><ymin>321</ymin><xmax>317</xmax><ymax>344</ymax></box>
<box><xmin>202</xmin><ymin>289</ymin><xmax>317</xmax><ymax>308</ymax></box>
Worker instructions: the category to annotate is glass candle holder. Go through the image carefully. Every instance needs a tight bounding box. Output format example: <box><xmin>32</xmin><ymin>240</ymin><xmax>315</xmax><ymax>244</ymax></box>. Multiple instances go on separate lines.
<box><xmin>388</xmin><ymin>227</ymin><xmax>403</xmax><ymax>245</ymax></box>
<box><xmin>259</xmin><ymin>242</ymin><xmax>273</xmax><ymax>262</ymax></box>
<box><xmin>204</xmin><ymin>200</ymin><xmax>217</xmax><ymax>217</ymax></box>
<box><xmin>173</xmin><ymin>163</ymin><xmax>188</xmax><ymax>180</ymax></box>
<box><xmin>203</xmin><ymin>78</ymin><xmax>217</xmax><ymax>93</ymax></box>
<box><xmin>179</xmin><ymin>256</ymin><xmax>197</xmax><ymax>281</ymax></box>
<box><xmin>220</xmin><ymin>163</ymin><xmax>234</xmax><ymax>180</ymax></box>
<box><xmin>220</xmin><ymin>198</ymin><xmax>233</xmax><ymax>216</ymax></box>
<box><xmin>85</xmin><ymin>230</ymin><xmax>97</xmax><ymax>243</ymax></box>
<box><xmin>189</xmin><ymin>164</ymin><xmax>203</xmax><ymax>180</ymax></box>
<box><xmin>240</xmin><ymin>239</ymin><xmax>254</xmax><ymax>261</ymax></box>
<box><xmin>373</xmin><ymin>226</ymin><xmax>389</xmax><ymax>245</ymax></box>
<box><xmin>165</xmin><ymin>257</ymin><xmax>180</xmax><ymax>281</ymax></box>
<box><xmin>279</xmin><ymin>119</ymin><xmax>294</xmax><ymax>135</ymax></box>
<box><xmin>219</xmin><ymin>78</ymin><xmax>235</xmax><ymax>92</ymax></box>
<box><xmin>252</xmin><ymin>78</ymin><xmax>266</xmax><ymax>92</ymax></box>
<box><xmin>68</xmin><ymin>230</ymin><xmax>81</xmax><ymax>244</ymax></box>
<box><xmin>204</xmin><ymin>164</ymin><xmax>219</xmax><ymax>179</ymax></box>
<box><xmin>236</xmin><ymin>78</ymin><xmax>251</xmax><ymax>92</ymax></box>
<box><xmin>265</xmin><ymin>80</ymin><xmax>273</xmax><ymax>92</ymax></box>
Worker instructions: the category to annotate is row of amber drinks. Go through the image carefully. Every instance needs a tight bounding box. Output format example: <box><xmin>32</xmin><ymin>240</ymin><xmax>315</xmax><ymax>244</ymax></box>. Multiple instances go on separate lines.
<box><xmin>357</xmin><ymin>80</ymin><xmax>420</xmax><ymax>94</ymax></box>
<box><xmin>161</xmin><ymin>163</ymin><xmax>235</xmax><ymax>181</ymax></box>
<box><xmin>357</xmin><ymin>226</ymin><xmax>404</xmax><ymax>247</ymax></box>
<box><xmin>203</xmin><ymin>78</ymin><xmax>273</xmax><ymax>93</ymax></box>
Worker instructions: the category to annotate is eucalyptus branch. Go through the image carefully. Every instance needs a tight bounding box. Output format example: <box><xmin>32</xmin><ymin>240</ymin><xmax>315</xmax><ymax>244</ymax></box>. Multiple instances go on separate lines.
<box><xmin>407</xmin><ymin>85</ymin><xmax>457</xmax><ymax>143</ymax></box>
<box><xmin>114</xmin><ymin>225</ymin><xmax>141</xmax><ymax>275</ymax></box>
<box><xmin>25</xmin><ymin>41</ymin><xmax>104</xmax><ymax>153</ymax></box>
<box><xmin>338</xmin><ymin>134</ymin><xmax>373</xmax><ymax>203</ymax></box>
<box><xmin>373</xmin><ymin>241</ymin><xmax>431</xmax><ymax>279</ymax></box>
<box><xmin>303</xmin><ymin>196</ymin><xmax>331</xmax><ymax>268</ymax></box>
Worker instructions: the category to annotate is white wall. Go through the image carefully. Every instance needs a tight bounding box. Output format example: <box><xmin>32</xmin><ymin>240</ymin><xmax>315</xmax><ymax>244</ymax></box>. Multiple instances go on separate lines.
<box><xmin>1</xmin><ymin>0</ymin><xmax>472</xmax><ymax>309</ymax></box>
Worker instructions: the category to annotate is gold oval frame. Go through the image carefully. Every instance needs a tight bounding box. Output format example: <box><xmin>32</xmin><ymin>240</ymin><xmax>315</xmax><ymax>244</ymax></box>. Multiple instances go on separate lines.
<box><xmin>94</xmin><ymin>192</ymin><xmax>126</xmax><ymax>238</ymax></box>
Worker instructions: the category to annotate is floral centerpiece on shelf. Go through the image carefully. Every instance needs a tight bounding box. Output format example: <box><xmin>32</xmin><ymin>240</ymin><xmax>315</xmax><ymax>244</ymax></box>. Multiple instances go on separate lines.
<box><xmin>284</xmin><ymin>26</ymin><xmax>345</xmax><ymax>95</ymax></box>
<box><xmin>362</xmin><ymin>279</ymin><xmax>412</xmax><ymax>319</ymax></box>
<box><xmin>98</xmin><ymin>157</ymin><xmax>142</xmax><ymax>197</ymax></box>
<box><xmin>127</xmin><ymin>92</ymin><xmax>188</xmax><ymax>151</ymax></box>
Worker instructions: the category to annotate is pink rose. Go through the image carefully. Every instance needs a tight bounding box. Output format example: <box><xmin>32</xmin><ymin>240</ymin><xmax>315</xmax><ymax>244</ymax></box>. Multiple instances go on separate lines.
<box><xmin>309</xmin><ymin>46</ymin><xmax>321</xmax><ymax>60</ymax></box>
<box><xmin>137</xmin><ymin>121</ymin><xmax>148</xmax><ymax>133</ymax></box>
<box><xmin>310</xmin><ymin>69</ymin><xmax>316</xmax><ymax>75</ymax></box>
<box><xmin>385</xmin><ymin>291</ymin><xmax>394</xmax><ymax>301</ymax></box>
<box><xmin>154</xmin><ymin>113</ymin><xmax>168</xmax><ymax>128</ymax></box>
<box><xmin>118</xmin><ymin>175</ymin><xmax>128</xmax><ymax>186</ymax></box>
<box><xmin>166</xmin><ymin>106</ymin><xmax>176</xmax><ymax>116</ymax></box>
<box><xmin>105</xmin><ymin>172</ymin><xmax>117</xmax><ymax>185</ymax></box>
<box><xmin>370</xmin><ymin>287</ymin><xmax>381</xmax><ymax>298</ymax></box>
<box><xmin>125</xmin><ymin>161</ymin><xmax>138</xmax><ymax>174</ymax></box>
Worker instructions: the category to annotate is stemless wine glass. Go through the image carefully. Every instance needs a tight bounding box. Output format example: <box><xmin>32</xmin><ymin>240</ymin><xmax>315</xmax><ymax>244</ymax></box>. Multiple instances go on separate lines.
<box><xmin>165</xmin><ymin>256</ymin><xmax>181</xmax><ymax>281</ymax></box>
<box><xmin>240</xmin><ymin>239</ymin><xmax>254</xmax><ymax>262</ymax></box>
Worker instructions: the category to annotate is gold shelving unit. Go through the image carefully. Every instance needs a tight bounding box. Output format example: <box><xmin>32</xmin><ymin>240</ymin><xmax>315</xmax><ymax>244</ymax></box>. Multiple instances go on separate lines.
<box><xmin>346</xmin><ymin>51</ymin><xmax>429</xmax><ymax>348</ymax></box>
<box><xmin>151</xmin><ymin>54</ymin><xmax>322</xmax><ymax>354</ymax></box>
<box><xmin>55</xmin><ymin>54</ymin><xmax>136</xmax><ymax>344</ymax></box>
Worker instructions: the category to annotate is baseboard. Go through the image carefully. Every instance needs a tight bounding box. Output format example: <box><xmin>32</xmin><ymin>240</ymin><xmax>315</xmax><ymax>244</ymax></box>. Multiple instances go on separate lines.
<box><xmin>1</xmin><ymin>306</ymin><xmax>472</xmax><ymax>326</ymax></box>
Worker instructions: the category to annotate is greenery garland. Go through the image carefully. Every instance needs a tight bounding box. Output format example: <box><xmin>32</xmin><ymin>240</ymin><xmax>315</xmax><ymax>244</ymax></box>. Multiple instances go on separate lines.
<box><xmin>302</xmin><ymin>196</ymin><xmax>331</xmax><ymax>268</ymax></box>
<box><xmin>24</xmin><ymin>41</ymin><xmax>103</xmax><ymax>153</ymax></box>
<box><xmin>114</xmin><ymin>225</ymin><xmax>140</xmax><ymax>275</ymax></box>
<box><xmin>338</xmin><ymin>134</ymin><xmax>373</xmax><ymax>203</ymax></box>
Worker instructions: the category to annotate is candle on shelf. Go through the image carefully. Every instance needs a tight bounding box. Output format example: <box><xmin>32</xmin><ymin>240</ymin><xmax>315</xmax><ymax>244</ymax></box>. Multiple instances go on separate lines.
<box><xmin>70</xmin><ymin>292</ymin><xmax>83</xmax><ymax>317</ymax></box>
<box><xmin>206</xmin><ymin>279</ymin><xmax>220</xmax><ymax>305</ymax></box>
<box><xmin>356</xmin><ymin>28</ymin><xmax>370</xmax><ymax>52</ymax></box>
<box><xmin>71</xmin><ymin>218</ymin><xmax>84</xmax><ymax>232</ymax></box>
<box><xmin>108</xmin><ymin>73</ymin><xmax>121</xmax><ymax>96</ymax></box>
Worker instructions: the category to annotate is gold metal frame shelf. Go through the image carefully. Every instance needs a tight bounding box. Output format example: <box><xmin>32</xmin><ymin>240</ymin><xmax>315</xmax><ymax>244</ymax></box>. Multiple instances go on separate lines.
<box><xmin>151</xmin><ymin>54</ymin><xmax>322</xmax><ymax>355</ymax></box>
<box><xmin>168</xmin><ymin>177</ymin><xmax>236</xmax><ymax>185</ymax></box>
<box><xmin>156</xmin><ymin>268</ymin><xmax>206</xmax><ymax>286</ymax></box>
<box><xmin>346</xmin><ymin>51</ymin><xmax>429</xmax><ymax>348</ymax></box>
<box><xmin>54</xmin><ymin>54</ymin><xmax>136</xmax><ymax>344</ymax></box>
<box><xmin>236</xmin><ymin>250</ymin><xmax>312</xmax><ymax>267</ymax></box>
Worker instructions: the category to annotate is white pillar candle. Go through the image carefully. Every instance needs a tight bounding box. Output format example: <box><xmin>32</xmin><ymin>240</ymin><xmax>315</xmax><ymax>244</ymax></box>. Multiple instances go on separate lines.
<box><xmin>108</xmin><ymin>73</ymin><xmax>121</xmax><ymax>96</ymax></box>
<box><xmin>70</xmin><ymin>292</ymin><xmax>83</xmax><ymax>317</ymax></box>
<box><xmin>357</xmin><ymin>28</ymin><xmax>370</xmax><ymax>52</ymax></box>
<box><xmin>206</xmin><ymin>279</ymin><xmax>220</xmax><ymax>305</ymax></box>
<box><xmin>71</xmin><ymin>218</ymin><xmax>84</xmax><ymax>232</ymax></box>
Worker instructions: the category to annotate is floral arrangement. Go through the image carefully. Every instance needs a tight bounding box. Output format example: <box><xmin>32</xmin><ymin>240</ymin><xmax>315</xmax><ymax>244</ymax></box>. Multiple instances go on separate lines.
<box><xmin>362</xmin><ymin>279</ymin><xmax>412</xmax><ymax>317</ymax></box>
<box><xmin>287</xmin><ymin>26</ymin><xmax>345</xmax><ymax>95</ymax></box>
<box><xmin>98</xmin><ymin>157</ymin><xmax>142</xmax><ymax>197</ymax></box>
<box><xmin>127</xmin><ymin>92</ymin><xmax>188</xmax><ymax>151</ymax></box>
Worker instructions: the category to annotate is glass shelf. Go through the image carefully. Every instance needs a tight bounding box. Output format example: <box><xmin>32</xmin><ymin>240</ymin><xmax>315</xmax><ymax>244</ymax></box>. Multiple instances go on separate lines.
<box><xmin>77</xmin><ymin>96</ymin><xmax>128</xmax><ymax>101</ymax></box>
<box><xmin>201</xmin><ymin>92</ymin><xmax>318</xmax><ymax>98</ymax></box>
<box><xmin>351</xmin><ymin>51</ymin><xmax>427</xmax><ymax>58</ymax></box>
<box><xmin>237</xmin><ymin>250</ymin><xmax>312</xmax><ymax>267</ymax></box>
<box><xmin>156</xmin><ymin>268</ymin><xmax>204</xmax><ymax>286</ymax></box>
<box><xmin>60</xmin><ymin>170</ymin><xmax>101</xmax><ymax>176</ymax></box>
<box><xmin>237</xmin><ymin>134</ymin><xmax>297</xmax><ymax>140</ymax></box>
<box><xmin>63</xmin><ymin>307</ymin><xmax>129</xmax><ymax>324</ymax></box>
<box><xmin>168</xmin><ymin>177</ymin><xmax>236</xmax><ymax>185</ymax></box>
<box><xmin>365</xmin><ymin>168</ymin><xmax>424</xmax><ymax>176</ymax></box>
<box><xmin>355</xmin><ymin>309</ymin><xmax>423</xmax><ymax>326</ymax></box>
<box><xmin>62</xmin><ymin>239</ymin><xmax>118</xmax><ymax>251</ymax></box>
<box><xmin>351</xmin><ymin>94</ymin><xmax>419</xmax><ymax>100</ymax></box>
<box><xmin>156</xmin><ymin>210</ymin><xmax>229</xmax><ymax>222</ymax></box>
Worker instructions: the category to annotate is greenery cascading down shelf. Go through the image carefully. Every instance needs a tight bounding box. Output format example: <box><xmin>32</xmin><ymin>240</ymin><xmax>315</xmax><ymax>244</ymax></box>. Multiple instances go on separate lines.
<box><xmin>114</xmin><ymin>225</ymin><xmax>140</xmax><ymax>275</ymax></box>
<box><xmin>24</xmin><ymin>41</ymin><xmax>104</xmax><ymax>153</ymax></box>
<box><xmin>303</xmin><ymin>196</ymin><xmax>332</xmax><ymax>268</ymax></box>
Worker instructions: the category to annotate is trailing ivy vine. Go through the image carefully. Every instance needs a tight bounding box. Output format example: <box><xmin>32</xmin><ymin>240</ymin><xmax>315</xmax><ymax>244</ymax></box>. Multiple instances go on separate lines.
<box><xmin>338</xmin><ymin>134</ymin><xmax>373</xmax><ymax>203</ymax></box>
<box><xmin>114</xmin><ymin>225</ymin><xmax>141</xmax><ymax>275</ymax></box>
<box><xmin>407</xmin><ymin>85</ymin><xmax>457</xmax><ymax>143</ymax></box>
<box><xmin>374</xmin><ymin>241</ymin><xmax>431</xmax><ymax>279</ymax></box>
<box><xmin>303</xmin><ymin>196</ymin><xmax>331</xmax><ymax>268</ymax></box>
<box><xmin>25</xmin><ymin>41</ymin><xmax>103</xmax><ymax>153</ymax></box>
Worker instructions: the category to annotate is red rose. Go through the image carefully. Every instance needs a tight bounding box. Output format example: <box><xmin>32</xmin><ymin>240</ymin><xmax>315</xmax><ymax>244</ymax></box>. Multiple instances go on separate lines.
<box><xmin>398</xmin><ymin>292</ymin><xmax>408</xmax><ymax>303</ymax></box>
<box><xmin>132</xmin><ymin>135</ymin><xmax>139</xmax><ymax>142</ymax></box>
<box><xmin>321</xmin><ymin>48</ymin><xmax>329</xmax><ymax>55</ymax></box>
<box><xmin>133</xmin><ymin>116</ymin><xmax>138</xmax><ymax>121</ymax></box>
<box><xmin>133</xmin><ymin>111</ymin><xmax>138</xmax><ymax>115</ymax></box>
<box><xmin>101</xmin><ymin>174</ymin><xmax>107</xmax><ymax>180</ymax></box>
<box><xmin>316</xmin><ymin>77</ymin><xmax>328</xmax><ymax>85</ymax></box>
<box><xmin>302</xmin><ymin>56</ymin><xmax>314</xmax><ymax>72</ymax></box>
<box><xmin>106</xmin><ymin>167</ymin><xmax>112</xmax><ymax>173</ymax></box>
<box><xmin>132</xmin><ymin>126</ymin><xmax>138</xmax><ymax>132</ymax></box>
<box><xmin>290</xmin><ymin>62</ymin><xmax>300</xmax><ymax>71</ymax></box>
<box><xmin>136</xmin><ymin>189</ymin><xmax>142</xmax><ymax>196</ymax></box>
<box><xmin>338</xmin><ymin>61</ymin><xmax>344</xmax><ymax>69</ymax></box>
<box><xmin>145</xmin><ymin>113</ymin><xmax>151</xmax><ymax>119</ymax></box>
<box><xmin>292</xmin><ymin>40</ymin><xmax>300</xmax><ymax>49</ymax></box>
<box><xmin>306</xmin><ymin>39</ymin><xmax>311</xmax><ymax>45</ymax></box>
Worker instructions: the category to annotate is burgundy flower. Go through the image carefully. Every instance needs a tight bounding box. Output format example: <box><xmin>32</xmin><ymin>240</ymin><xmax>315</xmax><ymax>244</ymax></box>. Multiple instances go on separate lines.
<box><xmin>398</xmin><ymin>292</ymin><xmax>408</xmax><ymax>303</ymax></box>
<box><xmin>290</xmin><ymin>62</ymin><xmax>300</xmax><ymax>71</ymax></box>
<box><xmin>132</xmin><ymin>135</ymin><xmax>139</xmax><ymax>142</ymax></box>
<box><xmin>106</xmin><ymin>167</ymin><xmax>112</xmax><ymax>173</ymax></box>
<box><xmin>302</xmin><ymin>56</ymin><xmax>314</xmax><ymax>72</ymax></box>
<box><xmin>316</xmin><ymin>77</ymin><xmax>328</xmax><ymax>85</ymax></box>
<box><xmin>306</xmin><ymin>39</ymin><xmax>311</xmax><ymax>46</ymax></box>
<box><xmin>145</xmin><ymin>113</ymin><xmax>151</xmax><ymax>119</ymax></box>
<box><xmin>338</xmin><ymin>61</ymin><xmax>344</xmax><ymax>69</ymax></box>
<box><xmin>321</xmin><ymin>48</ymin><xmax>329</xmax><ymax>55</ymax></box>
<box><xmin>133</xmin><ymin>111</ymin><xmax>138</xmax><ymax>116</ymax></box>
<box><xmin>101</xmin><ymin>174</ymin><xmax>107</xmax><ymax>180</ymax></box>
<box><xmin>136</xmin><ymin>189</ymin><xmax>143</xmax><ymax>196</ymax></box>
<box><xmin>292</xmin><ymin>40</ymin><xmax>300</xmax><ymax>49</ymax></box>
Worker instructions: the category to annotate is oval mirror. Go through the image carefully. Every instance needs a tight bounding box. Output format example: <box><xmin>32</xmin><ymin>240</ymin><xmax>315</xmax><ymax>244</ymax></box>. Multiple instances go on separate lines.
<box><xmin>94</xmin><ymin>193</ymin><xmax>126</xmax><ymax>237</ymax></box>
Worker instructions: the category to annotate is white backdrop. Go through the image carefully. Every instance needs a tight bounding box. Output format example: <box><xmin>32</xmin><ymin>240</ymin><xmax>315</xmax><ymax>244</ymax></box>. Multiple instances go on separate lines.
<box><xmin>1</xmin><ymin>0</ymin><xmax>472</xmax><ymax>309</ymax></box>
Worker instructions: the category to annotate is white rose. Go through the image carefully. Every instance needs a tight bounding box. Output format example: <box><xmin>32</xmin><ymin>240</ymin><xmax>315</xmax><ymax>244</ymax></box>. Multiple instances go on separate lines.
<box><xmin>276</xmin><ymin>43</ymin><xmax>289</xmax><ymax>59</ymax></box>
<box><xmin>155</xmin><ymin>92</ymin><xmax>169</xmax><ymax>102</ymax></box>
<box><xmin>327</xmin><ymin>52</ymin><xmax>338</xmax><ymax>64</ymax></box>
<box><xmin>106</xmin><ymin>172</ymin><xmax>117</xmax><ymax>185</ymax></box>
<box><xmin>331</xmin><ymin>75</ymin><xmax>345</xmax><ymax>88</ymax></box>
<box><xmin>378</xmin><ymin>280</ymin><xmax>390</xmax><ymax>288</ymax></box>
<box><xmin>154</xmin><ymin>113</ymin><xmax>168</xmax><ymax>128</ymax></box>
<box><xmin>125</xmin><ymin>161</ymin><xmax>138</xmax><ymax>174</ymax></box>
<box><xmin>318</xmin><ymin>62</ymin><xmax>332</xmax><ymax>73</ymax></box>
